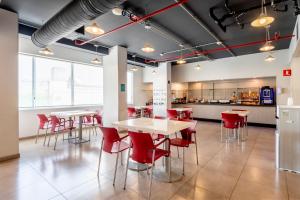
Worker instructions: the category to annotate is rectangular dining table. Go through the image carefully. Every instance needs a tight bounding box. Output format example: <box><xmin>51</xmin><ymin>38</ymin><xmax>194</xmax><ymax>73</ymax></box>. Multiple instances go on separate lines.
<box><xmin>50</xmin><ymin>110</ymin><xmax>97</xmax><ymax>144</ymax></box>
<box><xmin>113</xmin><ymin>117</ymin><xmax>193</xmax><ymax>182</ymax></box>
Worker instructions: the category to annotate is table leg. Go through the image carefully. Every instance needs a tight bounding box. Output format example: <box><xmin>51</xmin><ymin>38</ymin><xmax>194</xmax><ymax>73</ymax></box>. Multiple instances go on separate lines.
<box><xmin>70</xmin><ymin>116</ymin><xmax>89</xmax><ymax>144</ymax></box>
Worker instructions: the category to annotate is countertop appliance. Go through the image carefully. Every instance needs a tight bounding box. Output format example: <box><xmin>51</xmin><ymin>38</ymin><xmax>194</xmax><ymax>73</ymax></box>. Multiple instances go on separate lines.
<box><xmin>277</xmin><ymin>106</ymin><xmax>300</xmax><ymax>173</ymax></box>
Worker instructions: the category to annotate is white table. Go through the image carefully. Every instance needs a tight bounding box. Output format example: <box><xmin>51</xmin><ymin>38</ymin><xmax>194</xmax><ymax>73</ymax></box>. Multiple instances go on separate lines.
<box><xmin>51</xmin><ymin>110</ymin><xmax>96</xmax><ymax>144</ymax></box>
<box><xmin>113</xmin><ymin>117</ymin><xmax>193</xmax><ymax>182</ymax></box>
<box><xmin>172</xmin><ymin>107</ymin><xmax>192</xmax><ymax>119</ymax></box>
<box><xmin>222</xmin><ymin>110</ymin><xmax>250</xmax><ymax>117</ymax></box>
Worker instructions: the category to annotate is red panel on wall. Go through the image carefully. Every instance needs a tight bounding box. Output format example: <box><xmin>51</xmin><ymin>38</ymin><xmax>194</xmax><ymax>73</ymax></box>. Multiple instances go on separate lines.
<box><xmin>283</xmin><ymin>69</ymin><xmax>292</xmax><ymax>76</ymax></box>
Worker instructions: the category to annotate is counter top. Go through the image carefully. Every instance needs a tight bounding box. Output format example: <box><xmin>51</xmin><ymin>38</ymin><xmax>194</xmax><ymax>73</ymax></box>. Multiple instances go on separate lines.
<box><xmin>172</xmin><ymin>103</ymin><xmax>276</xmax><ymax>107</ymax></box>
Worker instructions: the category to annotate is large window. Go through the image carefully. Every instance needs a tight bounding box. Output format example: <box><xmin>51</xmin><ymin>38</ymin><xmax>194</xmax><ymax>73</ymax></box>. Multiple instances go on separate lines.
<box><xmin>18</xmin><ymin>54</ymin><xmax>103</xmax><ymax>108</ymax></box>
<box><xmin>127</xmin><ymin>71</ymin><xmax>133</xmax><ymax>104</ymax></box>
<box><xmin>74</xmin><ymin>63</ymin><xmax>103</xmax><ymax>105</ymax></box>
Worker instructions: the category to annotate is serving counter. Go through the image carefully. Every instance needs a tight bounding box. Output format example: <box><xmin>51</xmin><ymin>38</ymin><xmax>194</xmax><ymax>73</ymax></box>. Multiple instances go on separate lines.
<box><xmin>172</xmin><ymin>103</ymin><xmax>276</xmax><ymax>125</ymax></box>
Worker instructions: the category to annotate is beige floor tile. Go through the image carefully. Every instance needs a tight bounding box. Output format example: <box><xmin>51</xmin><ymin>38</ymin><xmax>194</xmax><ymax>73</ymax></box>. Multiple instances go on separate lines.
<box><xmin>286</xmin><ymin>172</ymin><xmax>300</xmax><ymax>199</ymax></box>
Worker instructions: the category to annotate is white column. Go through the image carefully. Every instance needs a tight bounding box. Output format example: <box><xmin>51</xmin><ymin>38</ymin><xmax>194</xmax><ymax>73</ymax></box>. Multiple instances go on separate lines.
<box><xmin>0</xmin><ymin>9</ymin><xmax>19</xmax><ymax>161</ymax></box>
<box><xmin>153</xmin><ymin>62</ymin><xmax>172</xmax><ymax>117</ymax></box>
<box><xmin>103</xmin><ymin>46</ymin><xmax>127</xmax><ymax>126</ymax></box>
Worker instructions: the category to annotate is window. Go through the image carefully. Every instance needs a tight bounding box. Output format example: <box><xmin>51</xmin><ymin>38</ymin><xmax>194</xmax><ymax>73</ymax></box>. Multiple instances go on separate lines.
<box><xmin>18</xmin><ymin>54</ymin><xmax>103</xmax><ymax>108</ymax></box>
<box><xmin>18</xmin><ymin>55</ymin><xmax>33</xmax><ymax>108</ymax></box>
<box><xmin>73</xmin><ymin>63</ymin><xmax>103</xmax><ymax>105</ymax></box>
<box><xmin>127</xmin><ymin>71</ymin><xmax>133</xmax><ymax>104</ymax></box>
<box><xmin>35</xmin><ymin>57</ymin><xmax>72</xmax><ymax>107</ymax></box>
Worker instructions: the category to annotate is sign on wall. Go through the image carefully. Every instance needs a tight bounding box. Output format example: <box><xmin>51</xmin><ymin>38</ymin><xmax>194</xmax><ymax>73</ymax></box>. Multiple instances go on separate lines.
<box><xmin>283</xmin><ymin>69</ymin><xmax>292</xmax><ymax>77</ymax></box>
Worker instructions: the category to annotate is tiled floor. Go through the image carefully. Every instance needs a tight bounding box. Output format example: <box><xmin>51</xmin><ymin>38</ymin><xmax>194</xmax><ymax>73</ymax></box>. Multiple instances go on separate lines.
<box><xmin>1</xmin><ymin>121</ymin><xmax>300</xmax><ymax>200</ymax></box>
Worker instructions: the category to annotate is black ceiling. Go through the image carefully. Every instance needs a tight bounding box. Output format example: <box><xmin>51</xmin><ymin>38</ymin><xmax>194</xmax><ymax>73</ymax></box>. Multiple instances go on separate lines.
<box><xmin>0</xmin><ymin>0</ymin><xmax>297</xmax><ymax>64</ymax></box>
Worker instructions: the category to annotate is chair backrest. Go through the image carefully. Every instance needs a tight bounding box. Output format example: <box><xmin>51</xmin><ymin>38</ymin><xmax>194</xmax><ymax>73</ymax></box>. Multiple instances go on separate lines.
<box><xmin>37</xmin><ymin>114</ymin><xmax>49</xmax><ymax>129</ymax></box>
<box><xmin>94</xmin><ymin>114</ymin><xmax>103</xmax><ymax>126</ymax></box>
<box><xmin>154</xmin><ymin>115</ymin><xmax>166</xmax><ymax>120</ymax></box>
<box><xmin>167</xmin><ymin>109</ymin><xmax>178</xmax><ymax>119</ymax></box>
<box><xmin>127</xmin><ymin>107</ymin><xmax>136</xmax><ymax>117</ymax></box>
<box><xmin>179</xmin><ymin>119</ymin><xmax>197</xmax><ymax>142</ymax></box>
<box><xmin>99</xmin><ymin>127</ymin><xmax>121</xmax><ymax>153</ymax></box>
<box><xmin>50</xmin><ymin>115</ymin><xmax>60</xmax><ymax>132</ymax></box>
<box><xmin>221</xmin><ymin>113</ymin><xmax>240</xmax><ymax>129</ymax></box>
<box><xmin>128</xmin><ymin>131</ymin><xmax>155</xmax><ymax>164</ymax></box>
<box><xmin>183</xmin><ymin>110</ymin><xmax>192</xmax><ymax>119</ymax></box>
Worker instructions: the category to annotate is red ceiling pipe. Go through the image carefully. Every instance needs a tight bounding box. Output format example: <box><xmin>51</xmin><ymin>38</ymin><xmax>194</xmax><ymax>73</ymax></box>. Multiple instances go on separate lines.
<box><xmin>146</xmin><ymin>34</ymin><xmax>294</xmax><ymax>63</ymax></box>
<box><xmin>75</xmin><ymin>0</ymin><xmax>189</xmax><ymax>46</ymax></box>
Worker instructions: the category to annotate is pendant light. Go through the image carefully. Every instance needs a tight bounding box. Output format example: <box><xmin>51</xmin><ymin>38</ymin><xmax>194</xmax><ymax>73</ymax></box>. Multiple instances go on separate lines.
<box><xmin>112</xmin><ymin>7</ymin><xmax>123</xmax><ymax>16</ymax></box>
<box><xmin>177</xmin><ymin>45</ymin><xmax>186</xmax><ymax>64</ymax></box>
<box><xmin>39</xmin><ymin>47</ymin><xmax>54</xmax><ymax>55</ymax></box>
<box><xmin>85</xmin><ymin>22</ymin><xmax>105</xmax><ymax>35</ymax></box>
<box><xmin>91</xmin><ymin>45</ymin><xmax>102</xmax><ymax>64</ymax></box>
<box><xmin>141</xmin><ymin>44</ymin><xmax>155</xmax><ymax>53</ymax></box>
<box><xmin>259</xmin><ymin>26</ymin><xmax>275</xmax><ymax>52</ymax></box>
<box><xmin>265</xmin><ymin>53</ymin><xmax>276</xmax><ymax>62</ymax></box>
<box><xmin>251</xmin><ymin>0</ymin><xmax>274</xmax><ymax>27</ymax></box>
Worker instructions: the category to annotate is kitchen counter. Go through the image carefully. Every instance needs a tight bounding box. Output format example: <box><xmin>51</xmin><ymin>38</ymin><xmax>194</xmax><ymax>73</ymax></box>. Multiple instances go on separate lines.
<box><xmin>172</xmin><ymin>103</ymin><xmax>276</xmax><ymax>125</ymax></box>
<box><xmin>172</xmin><ymin>102</ymin><xmax>276</xmax><ymax>107</ymax></box>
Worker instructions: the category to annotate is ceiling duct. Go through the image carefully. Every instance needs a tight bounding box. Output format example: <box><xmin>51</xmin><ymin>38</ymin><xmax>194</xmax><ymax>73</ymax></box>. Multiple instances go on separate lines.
<box><xmin>31</xmin><ymin>0</ymin><xmax>125</xmax><ymax>48</ymax></box>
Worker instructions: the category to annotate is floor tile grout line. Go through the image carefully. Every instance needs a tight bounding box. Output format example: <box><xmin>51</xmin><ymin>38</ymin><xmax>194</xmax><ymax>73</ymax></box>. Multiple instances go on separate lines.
<box><xmin>228</xmin><ymin>130</ymin><xmax>260</xmax><ymax>200</ymax></box>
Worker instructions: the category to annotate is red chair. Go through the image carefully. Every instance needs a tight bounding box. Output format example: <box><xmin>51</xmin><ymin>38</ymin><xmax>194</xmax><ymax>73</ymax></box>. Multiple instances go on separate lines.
<box><xmin>232</xmin><ymin>109</ymin><xmax>248</xmax><ymax>139</ymax></box>
<box><xmin>221</xmin><ymin>113</ymin><xmax>240</xmax><ymax>142</ymax></box>
<box><xmin>167</xmin><ymin>109</ymin><xmax>178</xmax><ymax>120</ymax></box>
<box><xmin>123</xmin><ymin>131</ymin><xmax>170</xmax><ymax>199</ymax></box>
<box><xmin>36</xmin><ymin>114</ymin><xmax>52</xmax><ymax>144</ymax></box>
<box><xmin>128</xmin><ymin>107</ymin><xmax>137</xmax><ymax>118</ymax></box>
<box><xmin>48</xmin><ymin>115</ymin><xmax>76</xmax><ymax>150</ymax></box>
<box><xmin>97</xmin><ymin>127</ymin><xmax>130</xmax><ymax>186</ymax></box>
<box><xmin>143</xmin><ymin>107</ymin><xmax>153</xmax><ymax>118</ymax></box>
<box><xmin>170</xmin><ymin>119</ymin><xmax>199</xmax><ymax>174</ymax></box>
<box><xmin>182</xmin><ymin>110</ymin><xmax>193</xmax><ymax>120</ymax></box>
<box><xmin>93</xmin><ymin>114</ymin><xmax>103</xmax><ymax>126</ymax></box>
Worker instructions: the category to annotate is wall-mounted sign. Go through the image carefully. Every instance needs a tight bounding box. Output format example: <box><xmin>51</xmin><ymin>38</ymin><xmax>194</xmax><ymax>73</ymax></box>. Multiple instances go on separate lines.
<box><xmin>120</xmin><ymin>84</ymin><xmax>126</xmax><ymax>92</ymax></box>
<box><xmin>283</xmin><ymin>69</ymin><xmax>292</xmax><ymax>76</ymax></box>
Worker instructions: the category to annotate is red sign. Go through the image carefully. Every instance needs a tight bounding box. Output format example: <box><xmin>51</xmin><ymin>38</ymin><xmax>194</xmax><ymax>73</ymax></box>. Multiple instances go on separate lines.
<box><xmin>283</xmin><ymin>69</ymin><xmax>292</xmax><ymax>76</ymax></box>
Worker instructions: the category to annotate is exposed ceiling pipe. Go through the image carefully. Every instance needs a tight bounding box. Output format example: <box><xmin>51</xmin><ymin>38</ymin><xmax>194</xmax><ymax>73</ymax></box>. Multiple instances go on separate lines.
<box><xmin>146</xmin><ymin>34</ymin><xmax>294</xmax><ymax>63</ymax></box>
<box><xmin>31</xmin><ymin>0</ymin><xmax>125</xmax><ymax>48</ymax></box>
<box><xmin>174</xmin><ymin>0</ymin><xmax>236</xmax><ymax>57</ymax></box>
<box><xmin>75</xmin><ymin>0</ymin><xmax>189</xmax><ymax>45</ymax></box>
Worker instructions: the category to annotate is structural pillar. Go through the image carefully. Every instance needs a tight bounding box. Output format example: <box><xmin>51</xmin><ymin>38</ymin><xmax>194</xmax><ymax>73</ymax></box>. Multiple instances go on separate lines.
<box><xmin>0</xmin><ymin>9</ymin><xmax>19</xmax><ymax>161</ymax></box>
<box><xmin>153</xmin><ymin>62</ymin><xmax>172</xmax><ymax>117</ymax></box>
<box><xmin>103</xmin><ymin>46</ymin><xmax>127</xmax><ymax>125</ymax></box>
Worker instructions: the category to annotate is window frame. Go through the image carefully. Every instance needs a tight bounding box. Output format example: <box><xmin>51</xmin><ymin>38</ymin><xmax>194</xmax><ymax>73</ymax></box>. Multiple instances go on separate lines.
<box><xmin>18</xmin><ymin>53</ymin><xmax>103</xmax><ymax>109</ymax></box>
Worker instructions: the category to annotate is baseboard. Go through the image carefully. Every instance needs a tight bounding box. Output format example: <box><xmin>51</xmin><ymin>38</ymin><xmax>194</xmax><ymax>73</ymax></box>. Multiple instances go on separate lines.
<box><xmin>193</xmin><ymin>117</ymin><xmax>276</xmax><ymax>128</ymax></box>
<box><xmin>0</xmin><ymin>153</ymin><xmax>20</xmax><ymax>163</ymax></box>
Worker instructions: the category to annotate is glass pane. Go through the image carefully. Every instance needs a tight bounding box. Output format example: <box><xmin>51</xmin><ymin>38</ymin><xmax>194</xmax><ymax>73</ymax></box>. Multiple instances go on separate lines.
<box><xmin>73</xmin><ymin>63</ymin><xmax>103</xmax><ymax>105</ymax></box>
<box><xmin>35</xmin><ymin>57</ymin><xmax>72</xmax><ymax>106</ymax></box>
<box><xmin>18</xmin><ymin>54</ymin><xmax>33</xmax><ymax>108</ymax></box>
<box><xmin>127</xmin><ymin>71</ymin><xmax>133</xmax><ymax>104</ymax></box>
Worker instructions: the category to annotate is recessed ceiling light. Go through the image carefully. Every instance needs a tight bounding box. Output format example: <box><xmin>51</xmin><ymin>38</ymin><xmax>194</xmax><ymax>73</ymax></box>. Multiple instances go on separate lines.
<box><xmin>39</xmin><ymin>47</ymin><xmax>54</xmax><ymax>55</ymax></box>
<box><xmin>259</xmin><ymin>41</ymin><xmax>275</xmax><ymax>52</ymax></box>
<box><xmin>144</xmin><ymin>22</ymin><xmax>152</xmax><ymax>30</ymax></box>
<box><xmin>91</xmin><ymin>57</ymin><xmax>101</xmax><ymax>64</ymax></box>
<box><xmin>160</xmin><ymin>53</ymin><xmax>164</xmax><ymax>56</ymax></box>
<box><xmin>141</xmin><ymin>44</ymin><xmax>155</xmax><ymax>53</ymax></box>
<box><xmin>131</xmin><ymin>66</ymin><xmax>138</xmax><ymax>72</ymax></box>
<box><xmin>85</xmin><ymin>22</ymin><xmax>105</xmax><ymax>35</ymax></box>
<box><xmin>176</xmin><ymin>58</ymin><xmax>186</xmax><ymax>64</ymax></box>
<box><xmin>112</xmin><ymin>7</ymin><xmax>123</xmax><ymax>16</ymax></box>
<box><xmin>216</xmin><ymin>41</ymin><xmax>222</xmax><ymax>45</ymax></box>
<box><xmin>265</xmin><ymin>54</ymin><xmax>276</xmax><ymax>62</ymax></box>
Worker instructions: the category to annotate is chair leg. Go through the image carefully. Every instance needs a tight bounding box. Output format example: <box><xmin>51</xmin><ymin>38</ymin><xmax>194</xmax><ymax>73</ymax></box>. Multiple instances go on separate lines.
<box><xmin>43</xmin><ymin>128</ymin><xmax>49</xmax><ymax>146</ymax></box>
<box><xmin>54</xmin><ymin>133</ymin><xmax>59</xmax><ymax>150</ymax></box>
<box><xmin>182</xmin><ymin>148</ymin><xmax>185</xmax><ymax>175</ymax></box>
<box><xmin>97</xmin><ymin>139</ymin><xmax>104</xmax><ymax>177</ymax></box>
<box><xmin>123</xmin><ymin>147</ymin><xmax>131</xmax><ymax>190</ymax></box>
<box><xmin>220</xmin><ymin>121</ymin><xmax>223</xmax><ymax>142</ymax></box>
<box><xmin>148</xmin><ymin>150</ymin><xmax>156</xmax><ymax>200</ymax></box>
<box><xmin>120</xmin><ymin>152</ymin><xmax>123</xmax><ymax>166</ymax></box>
<box><xmin>47</xmin><ymin>133</ymin><xmax>52</xmax><ymax>146</ymax></box>
<box><xmin>113</xmin><ymin>143</ymin><xmax>121</xmax><ymax>186</ymax></box>
<box><xmin>175</xmin><ymin>132</ymin><xmax>179</xmax><ymax>158</ymax></box>
<box><xmin>35</xmin><ymin>128</ymin><xmax>40</xmax><ymax>144</ymax></box>
<box><xmin>194</xmin><ymin>134</ymin><xmax>199</xmax><ymax>165</ymax></box>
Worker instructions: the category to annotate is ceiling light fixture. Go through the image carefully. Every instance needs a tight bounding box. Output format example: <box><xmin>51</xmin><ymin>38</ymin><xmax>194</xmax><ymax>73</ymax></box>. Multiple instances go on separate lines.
<box><xmin>85</xmin><ymin>22</ymin><xmax>105</xmax><ymax>35</ymax></box>
<box><xmin>216</xmin><ymin>41</ymin><xmax>222</xmax><ymax>45</ymax></box>
<box><xmin>152</xmin><ymin>69</ymin><xmax>157</xmax><ymax>74</ymax></box>
<box><xmin>141</xmin><ymin>44</ymin><xmax>155</xmax><ymax>53</ymax></box>
<box><xmin>176</xmin><ymin>46</ymin><xmax>186</xmax><ymax>64</ymax></box>
<box><xmin>91</xmin><ymin>45</ymin><xmax>102</xmax><ymax>64</ymax></box>
<box><xmin>112</xmin><ymin>7</ymin><xmax>123</xmax><ymax>16</ymax></box>
<box><xmin>251</xmin><ymin>0</ymin><xmax>274</xmax><ymax>27</ymax></box>
<box><xmin>39</xmin><ymin>47</ymin><xmax>54</xmax><ymax>55</ymax></box>
<box><xmin>260</xmin><ymin>26</ymin><xmax>275</xmax><ymax>52</ymax></box>
<box><xmin>265</xmin><ymin>54</ymin><xmax>276</xmax><ymax>62</ymax></box>
<box><xmin>160</xmin><ymin>53</ymin><xmax>164</xmax><ymax>56</ymax></box>
<box><xmin>144</xmin><ymin>22</ymin><xmax>152</xmax><ymax>30</ymax></box>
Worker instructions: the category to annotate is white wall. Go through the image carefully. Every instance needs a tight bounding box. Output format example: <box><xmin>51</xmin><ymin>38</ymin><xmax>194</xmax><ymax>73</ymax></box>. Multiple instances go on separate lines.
<box><xmin>170</xmin><ymin>50</ymin><xmax>291</xmax><ymax>105</ymax></box>
<box><xmin>0</xmin><ymin>9</ymin><xmax>19</xmax><ymax>159</ymax></box>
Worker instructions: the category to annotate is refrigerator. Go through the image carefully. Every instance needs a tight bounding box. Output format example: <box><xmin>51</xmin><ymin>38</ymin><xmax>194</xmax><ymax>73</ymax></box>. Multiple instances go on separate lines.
<box><xmin>277</xmin><ymin>106</ymin><xmax>300</xmax><ymax>173</ymax></box>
